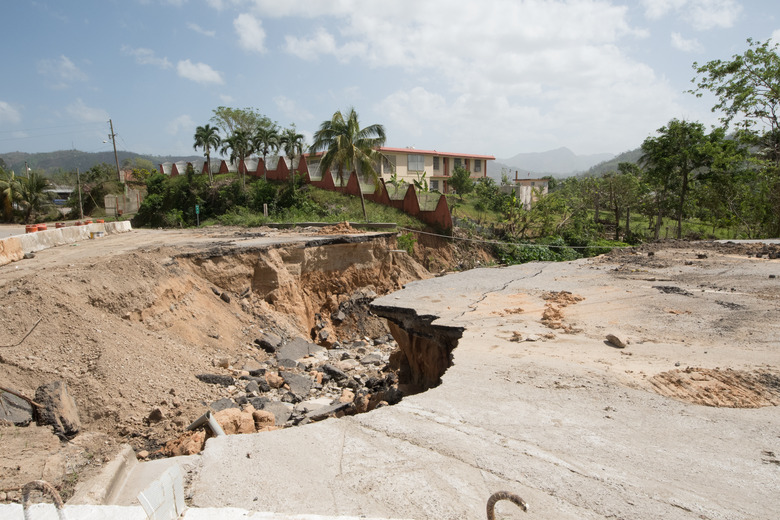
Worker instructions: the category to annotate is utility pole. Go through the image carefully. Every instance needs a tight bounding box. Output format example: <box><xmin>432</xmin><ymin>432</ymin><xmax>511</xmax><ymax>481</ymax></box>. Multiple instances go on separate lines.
<box><xmin>77</xmin><ymin>167</ymin><xmax>84</xmax><ymax>220</ymax></box>
<box><xmin>24</xmin><ymin>161</ymin><xmax>30</xmax><ymax>178</ymax></box>
<box><xmin>109</xmin><ymin>119</ymin><xmax>121</xmax><ymax>183</ymax></box>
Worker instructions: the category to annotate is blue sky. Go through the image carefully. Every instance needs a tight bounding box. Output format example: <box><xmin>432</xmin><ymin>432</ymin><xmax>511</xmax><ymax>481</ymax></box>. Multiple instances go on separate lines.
<box><xmin>0</xmin><ymin>0</ymin><xmax>778</xmax><ymax>160</ymax></box>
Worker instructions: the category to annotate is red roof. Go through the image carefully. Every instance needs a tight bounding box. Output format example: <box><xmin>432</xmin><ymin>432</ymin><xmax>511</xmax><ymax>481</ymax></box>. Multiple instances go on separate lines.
<box><xmin>305</xmin><ymin>147</ymin><xmax>495</xmax><ymax>160</ymax></box>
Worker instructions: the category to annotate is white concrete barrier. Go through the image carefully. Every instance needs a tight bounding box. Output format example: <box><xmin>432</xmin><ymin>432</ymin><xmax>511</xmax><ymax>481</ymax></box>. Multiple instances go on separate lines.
<box><xmin>0</xmin><ymin>221</ymin><xmax>133</xmax><ymax>266</ymax></box>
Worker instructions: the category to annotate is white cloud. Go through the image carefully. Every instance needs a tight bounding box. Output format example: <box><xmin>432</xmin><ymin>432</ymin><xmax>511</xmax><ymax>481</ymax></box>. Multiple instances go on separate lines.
<box><xmin>234</xmin><ymin>13</ymin><xmax>266</xmax><ymax>53</ymax></box>
<box><xmin>772</xmin><ymin>29</ymin><xmax>780</xmax><ymax>43</ymax></box>
<box><xmin>176</xmin><ymin>59</ymin><xmax>225</xmax><ymax>84</ymax></box>
<box><xmin>641</xmin><ymin>0</ymin><xmax>741</xmax><ymax>30</ymax></box>
<box><xmin>0</xmin><ymin>101</ymin><xmax>21</xmax><ymax>125</ymax></box>
<box><xmin>187</xmin><ymin>22</ymin><xmax>216</xmax><ymax>37</ymax></box>
<box><xmin>274</xmin><ymin>96</ymin><xmax>313</xmax><ymax>122</ymax></box>
<box><xmin>37</xmin><ymin>55</ymin><xmax>87</xmax><ymax>88</ymax></box>
<box><xmin>167</xmin><ymin>114</ymin><xmax>195</xmax><ymax>135</ymax></box>
<box><xmin>671</xmin><ymin>32</ymin><xmax>704</xmax><ymax>52</ymax></box>
<box><xmin>219</xmin><ymin>94</ymin><xmax>234</xmax><ymax>103</ymax></box>
<box><xmin>285</xmin><ymin>28</ymin><xmax>365</xmax><ymax>62</ymax></box>
<box><xmin>65</xmin><ymin>99</ymin><xmax>109</xmax><ymax>123</ymax></box>
<box><xmin>121</xmin><ymin>46</ymin><xmax>172</xmax><ymax>69</ymax></box>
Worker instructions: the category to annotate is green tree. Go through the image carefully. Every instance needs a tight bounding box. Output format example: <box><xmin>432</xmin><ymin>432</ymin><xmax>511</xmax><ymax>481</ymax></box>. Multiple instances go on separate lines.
<box><xmin>310</xmin><ymin>108</ymin><xmax>386</xmax><ymax>221</ymax></box>
<box><xmin>640</xmin><ymin>119</ymin><xmax>717</xmax><ymax>239</ymax></box>
<box><xmin>19</xmin><ymin>172</ymin><xmax>53</xmax><ymax>223</ymax></box>
<box><xmin>210</xmin><ymin>107</ymin><xmax>274</xmax><ymax>136</ymax></box>
<box><xmin>0</xmin><ymin>168</ymin><xmax>23</xmax><ymax>222</ymax></box>
<box><xmin>194</xmin><ymin>124</ymin><xmax>222</xmax><ymax>183</ymax></box>
<box><xmin>280</xmin><ymin>127</ymin><xmax>305</xmax><ymax>182</ymax></box>
<box><xmin>220</xmin><ymin>129</ymin><xmax>254</xmax><ymax>188</ymax></box>
<box><xmin>691</xmin><ymin>38</ymin><xmax>780</xmax><ymax>165</ymax></box>
<box><xmin>253</xmin><ymin>126</ymin><xmax>280</xmax><ymax>181</ymax></box>
<box><xmin>450</xmin><ymin>165</ymin><xmax>475</xmax><ymax>200</ymax></box>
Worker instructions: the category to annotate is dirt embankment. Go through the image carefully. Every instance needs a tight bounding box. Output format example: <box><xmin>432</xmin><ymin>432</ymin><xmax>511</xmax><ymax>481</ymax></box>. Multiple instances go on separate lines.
<box><xmin>0</xmin><ymin>229</ymin><xmax>433</xmax><ymax>500</ymax></box>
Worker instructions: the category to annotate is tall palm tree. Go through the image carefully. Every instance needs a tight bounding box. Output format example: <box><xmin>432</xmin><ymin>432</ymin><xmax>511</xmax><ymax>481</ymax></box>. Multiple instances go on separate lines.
<box><xmin>310</xmin><ymin>107</ymin><xmax>386</xmax><ymax>221</ymax></box>
<box><xmin>280</xmin><ymin>128</ymin><xmax>305</xmax><ymax>185</ymax></box>
<box><xmin>0</xmin><ymin>168</ymin><xmax>23</xmax><ymax>222</ymax></box>
<box><xmin>220</xmin><ymin>129</ymin><xmax>253</xmax><ymax>188</ymax></box>
<box><xmin>253</xmin><ymin>126</ymin><xmax>280</xmax><ymax>181</ymax></box>
<box><xmin>193</xmin><ymin>124</ymin><xmax>222</xmax><ymax>183</ymax></box>
<box><xmin>19</xmin><ymin>171</ymin><xmax>52</xmax><ymax>223</ymax></box>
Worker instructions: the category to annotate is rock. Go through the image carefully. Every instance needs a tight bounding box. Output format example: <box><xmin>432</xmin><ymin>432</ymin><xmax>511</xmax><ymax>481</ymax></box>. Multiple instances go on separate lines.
<box><xmin>220</xmin><ymin>292</ymin><xmax>231</xmax><ymax>303</ymax></box>
<box><xmin>277</xmin><ymin>337</ymin><xmax>325</xmax><ymax>363</ymax></box>
<box><xmin>34</xmin><ymin>381</ymin><xmax>81</xmax><ymax>439</ymax></box>
<box><xmin>295</xmin><ymin>397</ymin><xmax>333</xmax><ymax>414</ymax></box>
<box><xmin>244</xmin><ymin>380</ymin><xmax>260</xmax><ymax>394</ymax></box>
<box><xmin>360</xmin><ymin>353</ymin><xmax>383</xmax><ymax>365</ymax></box>
<box><xmin>252</xmin><ymin>410</ymin><xmax>276</xmax><ymax>431</ymax></box>
<box><xmin>0</xmin><ymin>391</ymin><xmax>33</xmax><ymax>426</ymax></box>
<box><xmin>196</xmin><ymin>373</ymin><xmax>234</xmax><ymax>386</ymax></box>
<box><xmin>147</xmin><ymin>407</ymin><xmax>165</xmax><ymax>423</ymax></box>
<box><xmin>265</xmin><ymin>372</ymin><xmax>285</xmax><ymax>389</ymax></box>
<box><xmin>210</xmin><ymin>287</ymin><xmax>221</xmax><ymax>296</ymax></box>
<box><xmin>209</xmin><ymin>397</ymin><xmax>238</xmax><ymax>412</ymax></box>
<box><xmin>277</xmin><ymin>358</ymin><xmax>299</xmax><ymax>369</ymax></box>
<box><xmin>321</xmin><ymin>364</ymin><xmax>348</xmax><ymax>381</ymax></box>
<box><xmin>606</xmin><ymin>334</ymin><xmax>627</xmax><ymax>348</ymax></box>
<box><xmin>332</xmin><ymin>310</ymin><xmax>346</xmax><ymax>322</ymax></box>
<box><xmin>259</xmin><ymin>401</ymin><xmax>293</xmax><ymax>425</ymax></box>
<box><xmin>283</xmin><ymin>372</ymin><xmax>313</xmax><ymax>397</ymax></box>
<box><xmin>254</xmin><ymin>332</ymin><xmax>282</xmax><ymax>354</ymax></box>
<box><xmin>159</xmin><ymin>430</ymin><xmax>206</xmax><ymax>456</ymax></box>
<box><xmin>339</xmin><ymin>389</ymin><xmax>355</xmax><ymax>403</ymax></box>
<box><xmin>213</xmin><ymin>408</ymin><xmax>255</xmax><ymax>435</ymax></box>
<box><xmin>213</xmin><ymin>356</ymin><xmax>231</xmax><ymax>368</ymax></box>
<box><xmin>318</xmin><ymin>329</ymin><xmax>330</xmax><ymax>341</ymax></box>
<box><xmin>248</xmin><ymin>368</ymin><xmax>267</xmax><ymax>377</ymax></box>
<box><xmin>306</xmin><ymin>402</ymin><xmax>351</xmax><ymax>422</ymax></box>
<box><xmin>137</xmin><ymin>450</ymin><xmax>150</xmax><ymax>460</ymax></box>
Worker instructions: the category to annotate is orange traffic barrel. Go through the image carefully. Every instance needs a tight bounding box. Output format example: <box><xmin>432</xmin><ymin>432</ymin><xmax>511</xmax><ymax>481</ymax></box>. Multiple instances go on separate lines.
<box><xmin>96</xmin><ymin>219</ymin><xmax>105</xmax><ymax>223</ymax></box>
<box><xmin>36</xmin><ymin>223</ymin><xmax>47</xmax><ymax>231</ymax></box>
<box><xmin>84</xmin><ymin>220</ymin><xmax>93</xmax><ymax>224</ymax></box>
<box><xmin>55</xmin><ymin>222</ymin><xmax>65</xmax><ymax>229</ymax></box>
<box><xmin>25</xmin><ymin>225</ymin><xmax>38</xmax><ymax>233</ymax></box>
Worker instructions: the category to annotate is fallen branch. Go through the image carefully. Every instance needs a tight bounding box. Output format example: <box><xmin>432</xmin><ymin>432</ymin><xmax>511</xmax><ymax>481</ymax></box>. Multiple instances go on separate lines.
<box><xmin>0</xmin><ymin>318</ymin><xmax>42</xmax><ymax>348</ymax></box>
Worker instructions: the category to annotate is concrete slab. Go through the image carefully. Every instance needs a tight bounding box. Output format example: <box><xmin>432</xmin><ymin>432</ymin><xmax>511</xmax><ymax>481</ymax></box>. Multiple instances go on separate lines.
<box><xmin>174</xmin><ymin>258</ymin><xmax>780</xmax><ymax>520</ymax></box>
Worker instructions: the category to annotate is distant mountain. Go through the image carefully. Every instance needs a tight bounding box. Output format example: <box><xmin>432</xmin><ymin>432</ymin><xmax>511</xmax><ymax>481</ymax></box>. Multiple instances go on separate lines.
<box><xmin>497</xmin><ymin>147</ymin><xmax>614</xmax><ymax>176</ymax></box>
<box><xmin>0</xmin><ymin>150</ymin><xmax>202</xmax><ymax>176</ymax></box>
<box><xmin>582</xmin><ymin>147</ymin><xmax>643</xmax><ymax>177</ymax></box>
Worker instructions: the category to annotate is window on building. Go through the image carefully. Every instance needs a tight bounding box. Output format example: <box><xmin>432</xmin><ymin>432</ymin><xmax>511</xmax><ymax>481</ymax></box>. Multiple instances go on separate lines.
<box><xmin>454</xmin><ymin>158</ymin><xmax>462</xmax><ymax>169</ymax></box>
<box><xmin>433</xmin><ymin>156</ymin><xmax>440</xmax><ymax>170</ymax></box>
<box><xmin>474</xmin><ymin>159</ymin><xmax>481</xmax><ymax>172</ymax></box>
<box><xmin>430</xmin><ymin>180</ymin><xmax>439</xmax><ymax>191</ymax></box>
<box><xmin>408</xmin><ymin>154</ymin><xmax>424</xmax><ymax>171</ymax></box>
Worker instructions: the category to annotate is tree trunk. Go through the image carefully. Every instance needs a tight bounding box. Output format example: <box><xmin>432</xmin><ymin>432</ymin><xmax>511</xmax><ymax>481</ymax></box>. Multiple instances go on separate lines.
<box><xmin>356</xmin><ymin>173</ymin><xmax>368</xmax><ymax>222</ymax></box>
<box><xmin>677</xmin><ymin>171</ymin><xmax>688</xmax><ymax>239</ymax></box>
<box><xmin>614</xmin><ymin>207</ymin><xmax>621</xmax><ymax>241</ymax></box>
<box><xmin>594</xmin><ymin>192</ymin><xmax>600</xmax><ymax>223</ymax></box>
<box><xmin>654</xmin><ymin>193</ymin><xmax>663</xmax><ymax>240</ymax></box>
<box><xmin>625</xmin><ymin>206</ymin><xmax>631</xmax><ymax>239</ymax></box>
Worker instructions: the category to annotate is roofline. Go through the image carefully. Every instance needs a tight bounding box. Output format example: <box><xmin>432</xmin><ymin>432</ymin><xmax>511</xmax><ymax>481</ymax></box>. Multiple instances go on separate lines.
<box><xmin>305</xmin><ymin>147</ymin><xmax>495</xmax><ymax>161</ymax></box>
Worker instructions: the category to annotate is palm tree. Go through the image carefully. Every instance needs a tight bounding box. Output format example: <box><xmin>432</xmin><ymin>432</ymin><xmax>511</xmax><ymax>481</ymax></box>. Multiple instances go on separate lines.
<box><xmin>310</xmin><ymin>107</ymin><xmax>386</xmax><ymax>221</ymax></box>
<box><xmin>280</xmin><ymin>128</ymin><xmax>305</xmax><ymax>185</ymax></box>
<box><xmin>220</xmin><ymin>129</ymin><xmax>253</xmax><ymax>188</ymax></box>
<box><xmin>253</xmin><ymin>126</ymin><xmax>280</xmax><ymax>181</ymax></box>
<box><xmin>193</xmin><ymin>124</ymin><xmax>222</xmax><ymax>183</ymax></box>
<box><xmin>0</xmin><ymin>168</ymin><xmax>23</xmax><ymax>222</ymax></box>
<box><xmin>19</xmin><ymin>172</ymin><xmax>53</xmax><ymax>223</ymax></box>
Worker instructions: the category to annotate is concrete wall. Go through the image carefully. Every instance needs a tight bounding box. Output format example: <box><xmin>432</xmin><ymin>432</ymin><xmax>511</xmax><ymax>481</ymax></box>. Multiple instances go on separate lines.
<box><xmin>0</xmin><ymin>221</ymin><xmax>133</xmax><ymax>267</ymax></box>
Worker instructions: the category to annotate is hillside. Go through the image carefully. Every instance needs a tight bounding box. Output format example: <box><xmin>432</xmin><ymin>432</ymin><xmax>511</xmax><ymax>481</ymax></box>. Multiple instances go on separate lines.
<box><xmin>583</xmin><ymin>147</ymin><xmax>643</xmax><ymax>176</ymax></box>
<box><xmin>487</xmin><ymin>147</ymin><xmax>614</xmax><ymax>180</ymax></box>
<box><xmin>0</xmin><ymin>150</ymin><xmax>202</xmax><ymax>175</ymax></box>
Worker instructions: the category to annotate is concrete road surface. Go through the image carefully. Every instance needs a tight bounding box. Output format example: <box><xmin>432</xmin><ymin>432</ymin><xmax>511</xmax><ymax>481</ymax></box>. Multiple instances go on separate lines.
<box><xmin>178</xmin><ymin>252</ymin><xmax>780</xmax><ymax>520</ymax></box>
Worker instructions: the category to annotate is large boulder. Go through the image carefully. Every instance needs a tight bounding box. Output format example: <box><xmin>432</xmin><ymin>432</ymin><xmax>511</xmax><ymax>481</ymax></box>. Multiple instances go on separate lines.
<box><xmin>276</xmin><ymin>338</ymin><xmax>325</xmax><ymax>363</ymax></box>
<box><xmin>213</xmin><ymin>408</ymin><xmax>255</xmax><ymax>435</ymax></box>
<box><xmin>34</xmin><ymin>381</ymin><xmax>80</xmax><ymax>439</ymax></box>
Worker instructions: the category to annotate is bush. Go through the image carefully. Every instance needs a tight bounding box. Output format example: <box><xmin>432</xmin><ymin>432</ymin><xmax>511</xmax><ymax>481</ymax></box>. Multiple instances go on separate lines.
<box><xmin>397</xmin><ymin>233</ymin><xmax>416</xmax><ymax>254</ymax></box>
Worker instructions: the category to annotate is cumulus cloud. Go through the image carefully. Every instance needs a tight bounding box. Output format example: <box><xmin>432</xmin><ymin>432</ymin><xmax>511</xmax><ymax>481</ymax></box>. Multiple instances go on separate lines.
<box><xmin>187</xmin><ymin>22</ymin><xmax>216</xmax><ymax>37</ymax></box>
<box><xmin>176</xmin><ymin>59</ymin><xmax>224</xmax><ymax>84</ymax></box>
<box><xmin>37</xmin><ymin>55</ymin><xmax>87</xmax><ymax>88</ymax></box>
<box><xmin>167</xmin><ymin>114</ymin><xmax>195</xmax><ymax>135</ymax></box>
<box><xmin>234</xmin><ymin>13</ymin><xmax>266</xmax><ymax>53</ymax></box>
<box><xmin>641</xmin><ymin>0</ymin><xmax>741</xmax><ymax>30</ymax></box>
<box><xmin>671</xmin><ymin>32</ymin><xmax>704</xmax><ymax>52</ymax></box>
<box><xmin>121</xmin><ymin>46</ymin><xmax>172</xmax><ymax>69</ymax></box>
<box><xmin>274</xmin><ymin>96</ymin><xmax>313</xmax><ymax>122</ymax></box>
<box><xmin>247</xmin><ymin>0</ymin><xmax>690</xmax><ymax>154</ymax></box>
<box><xmin>0</xmin><ymin>101</ymin><xmax>21</xmax><ymax>125</ymax></box>
<box><xmin>65</xmin><ymin>99</ymin><xmax>109</xmax><ymax>123</ymax></box>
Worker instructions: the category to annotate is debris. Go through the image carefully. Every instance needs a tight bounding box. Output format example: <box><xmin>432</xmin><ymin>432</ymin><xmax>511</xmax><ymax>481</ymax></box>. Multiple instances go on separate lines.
<box><xmin>606</xmin><ymin>334</ymin><xmax>627</xmax><ymax>348</ymax></box>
